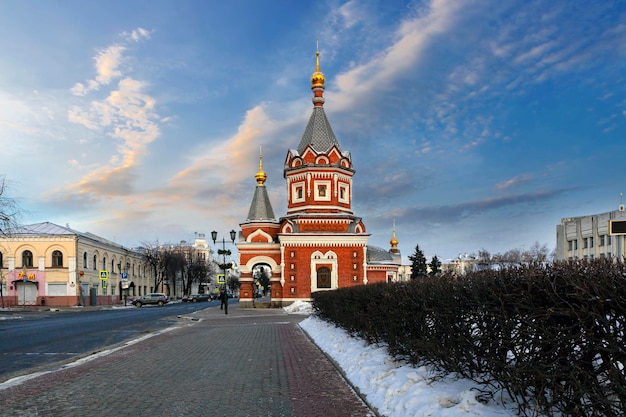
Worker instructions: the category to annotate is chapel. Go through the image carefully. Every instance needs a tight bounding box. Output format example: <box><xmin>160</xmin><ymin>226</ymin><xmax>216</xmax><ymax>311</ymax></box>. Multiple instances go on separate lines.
<box><xmin>236</xmin><ymin>49</ymin><xmax>400</xmax><ymax>307</ymax></box>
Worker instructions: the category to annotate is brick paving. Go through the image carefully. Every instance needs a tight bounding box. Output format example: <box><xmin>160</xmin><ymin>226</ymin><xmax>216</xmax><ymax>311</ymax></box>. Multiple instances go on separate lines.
<box><xmin>0</xmin><ymin>304</ymin><xmax>376</xmax><ymax>417</ymax></box>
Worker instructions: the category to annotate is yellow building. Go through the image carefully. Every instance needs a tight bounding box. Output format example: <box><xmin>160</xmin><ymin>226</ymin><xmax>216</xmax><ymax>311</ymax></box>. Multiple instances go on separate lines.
<box><xmin>0</xmin><ymin>222</ymin><xmax>154</xmax><ymax>307</ymax></box>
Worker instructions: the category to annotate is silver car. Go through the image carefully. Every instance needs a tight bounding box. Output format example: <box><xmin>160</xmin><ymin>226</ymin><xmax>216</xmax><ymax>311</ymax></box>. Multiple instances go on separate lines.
<box><xmin>132</xmin><ymin>293</ymin><xmax>168</xmax><ymax>307</ymax></box>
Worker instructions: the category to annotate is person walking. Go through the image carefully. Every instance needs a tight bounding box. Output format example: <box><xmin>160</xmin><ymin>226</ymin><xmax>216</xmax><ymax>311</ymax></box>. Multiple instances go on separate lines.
<box><xmin>219</xmin><ymin>288</ymin><xmax>228</xmax><ymax>315</ymax></box>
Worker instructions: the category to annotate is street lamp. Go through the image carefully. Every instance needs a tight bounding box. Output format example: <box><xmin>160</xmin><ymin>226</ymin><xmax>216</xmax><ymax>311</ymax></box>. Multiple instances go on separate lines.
<box><xmin>211</xmin><ymin>230</ymin><xmax>236</xmax><ymax>314</ymax></box>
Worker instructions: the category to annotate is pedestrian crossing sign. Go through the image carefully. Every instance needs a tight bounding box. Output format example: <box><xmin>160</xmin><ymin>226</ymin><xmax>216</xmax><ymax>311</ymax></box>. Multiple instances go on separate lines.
<box><xmin>217</xmin><ymin>273</ymin><xmax>225</xmax><ymax>284</ymax></box>
<box><xmin>99</xmin><ymin>270</ymin><xmax>109</xmax><ymax>280</ymax></box>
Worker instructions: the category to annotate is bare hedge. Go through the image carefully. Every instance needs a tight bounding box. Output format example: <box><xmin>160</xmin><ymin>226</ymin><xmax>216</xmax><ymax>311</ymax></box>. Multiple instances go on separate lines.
<box><xmin>310</xmin><ymin>258</ymin><xmax>626</xmax><ymax>416</ymax></box>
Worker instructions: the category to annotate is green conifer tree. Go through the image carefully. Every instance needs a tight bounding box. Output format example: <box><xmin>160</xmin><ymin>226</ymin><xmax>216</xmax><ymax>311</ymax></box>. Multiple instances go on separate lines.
<box><xmin>408</xmin><ymin>244</ymin><xmax>427</xmax><ymax>279</ymax></box>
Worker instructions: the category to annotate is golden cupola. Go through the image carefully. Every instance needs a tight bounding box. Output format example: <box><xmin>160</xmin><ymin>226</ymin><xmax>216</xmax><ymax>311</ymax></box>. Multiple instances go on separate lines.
<box><xmin>390</xmin><ymin>220</ymin><xmax>399</xmax><ymax>253</ymax></box>
<box><xmin>311</xmin><ymin>44</ymin><xmax>326</xmax><ymax>107</ymax></box>
<box><xmin>255</xmin><ymin>146</ymin><xmax>267</xmax><ymax>186</ymax></box>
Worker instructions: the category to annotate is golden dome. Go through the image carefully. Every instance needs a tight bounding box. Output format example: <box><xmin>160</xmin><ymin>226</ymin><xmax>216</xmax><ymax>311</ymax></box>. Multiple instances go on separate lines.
<box><xmin>255</xmin><ymin>146</ymin><xmax>266</xmax><ymax>186</ymax></box>
<box><xmin>311</xmin><ymin>50</ymin><xmax>325</xmax><ymax>87</ymax></box>
<box><xmin>390</xmin><ymin>220</ymin><xmax>398</xmax><ymax>247</ymax></box>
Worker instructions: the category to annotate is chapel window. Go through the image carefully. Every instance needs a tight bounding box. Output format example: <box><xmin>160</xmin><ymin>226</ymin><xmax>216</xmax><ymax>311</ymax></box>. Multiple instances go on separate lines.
<box><xmin>317</xmin><ymin>267</ymin><xmax>331</xmax><ymax>288</ymax></box>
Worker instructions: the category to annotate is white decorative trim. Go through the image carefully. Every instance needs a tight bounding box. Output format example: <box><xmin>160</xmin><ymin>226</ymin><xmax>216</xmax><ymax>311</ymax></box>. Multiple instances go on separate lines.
<box><xmin>291</xmin><ymin>180</ymin><xmax>306</xmax><ymax>203</ymax></box>
<box><xmin>310</xmin><ymin>250</ymin><xmax>338</xmax><ymax>292</ymax></box>
<box><xmin>247</xmin><ymin>229</ymin><xmax>273</xmax><ymax>243</ymax></box>
<box><xmin>338</xmin><ymin>182</ymin><xmax>350</xmax><ymax>204</ymax></box>
<box><xmin>306</xmin><ymin>173</ymin><xmax>312</xmax><ymax>197</ymax></box>
<box><xmin>242</xmin><ymin>255</ymin><xmax>279</xmax><ymax>273</ymax></box>
<box><xmin>314</xmin><ymin>180</ymin><xmax>332</xmax><ymax>201</ymax></box>
<box><xmin>280</xmin><ymin>246</ymin><xmax>285</xmax><ymax>287</ymax></box>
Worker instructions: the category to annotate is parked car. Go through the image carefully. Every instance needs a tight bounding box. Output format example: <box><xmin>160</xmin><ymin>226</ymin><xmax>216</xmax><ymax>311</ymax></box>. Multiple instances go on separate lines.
<box><xmin>181</xmin><ymin>293</ymin><xmax>212</xmax><ymax>302</ymax></box>
<box><xmin>132</xmin><ymin>293</ymin><xmax>168</xmax><ymax>307</ymax></box>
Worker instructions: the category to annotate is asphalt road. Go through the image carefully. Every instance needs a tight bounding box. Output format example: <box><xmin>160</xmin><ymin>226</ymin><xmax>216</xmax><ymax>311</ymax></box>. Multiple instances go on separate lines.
<box><xmin>0</xmin><ymin>300</ymin><xmax>222</xmax><ymax>381</ymax></box>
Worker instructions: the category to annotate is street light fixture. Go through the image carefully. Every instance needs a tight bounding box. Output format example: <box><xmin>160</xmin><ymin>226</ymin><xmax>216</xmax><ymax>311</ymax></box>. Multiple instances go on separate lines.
<box><xmin>211</xmin><ymin>229</ymin><xmax>236</xmax><ymax>294</ymax></box>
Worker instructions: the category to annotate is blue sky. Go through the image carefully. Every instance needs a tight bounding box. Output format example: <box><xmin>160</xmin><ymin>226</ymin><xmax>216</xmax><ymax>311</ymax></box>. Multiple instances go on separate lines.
<box><xmin>1</xmin><ymin>0</ymin><xmax>625</xmax><ymax>262</ymax></box>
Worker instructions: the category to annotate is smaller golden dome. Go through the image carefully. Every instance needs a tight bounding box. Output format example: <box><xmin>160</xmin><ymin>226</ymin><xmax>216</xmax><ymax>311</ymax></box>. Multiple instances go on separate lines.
<box><xmin>390</xmin><ymin>220</ymin><xmax>398</xmax><ymax>247</ymax></box>
<box><xmin>255</xmin><ymin>146</ymin><xmax>267</xmax><ymax>186</ymax></box>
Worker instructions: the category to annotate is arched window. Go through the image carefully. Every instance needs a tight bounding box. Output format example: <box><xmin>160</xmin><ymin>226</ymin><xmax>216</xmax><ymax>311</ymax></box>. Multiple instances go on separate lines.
<box><xmin>102</xmin><ymin>257</ymin><xmax>107</xmax><ymax>270</ymax></box>
<box><xmin>0</xmin><ymin>251</ymin><xmax>3</xmax><ymax>268</ymax></box>
<box><xmin>83</xmin><ymin>252</ymin><xmax>87</xmax><ymax>268</ymax></box>
<box><xmin>52</xmin><ymin>250</ymin><xmax>63</xmax><ymax>267</ymax></box>
<box><xmin>317</xmin><ymin>267</ymin><xmax>331</xmax><ymax>289</ymax></box>
<box><xmin>93</xmin><ymin>255</ymin><xmax>97</xmax><ymax>270</ymax></box>
<box><xmin>22</xmin><ymin>250</ymin><xmax>33</xmax><ymax>267</ymax></box>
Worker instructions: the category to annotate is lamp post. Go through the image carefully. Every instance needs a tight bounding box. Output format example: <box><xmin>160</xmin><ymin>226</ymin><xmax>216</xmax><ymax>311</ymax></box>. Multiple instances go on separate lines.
<box><xmin>211</xmin><ymin>230</ymin><xmax>236</xmax><ymax>313</ymax></box>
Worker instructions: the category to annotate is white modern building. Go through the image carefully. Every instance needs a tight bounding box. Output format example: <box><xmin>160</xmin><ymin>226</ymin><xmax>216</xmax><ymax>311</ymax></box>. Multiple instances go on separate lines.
<box><xmin>555</xmin><ymin>206</ymin><xmax>626</xmax><ymax>261</ymax></box>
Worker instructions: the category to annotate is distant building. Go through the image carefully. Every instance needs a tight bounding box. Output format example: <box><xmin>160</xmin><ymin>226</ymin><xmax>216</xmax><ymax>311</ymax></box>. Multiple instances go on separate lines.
<box><xmin>556</xmin><ymin>207</ymin><xmax>626</xmax><ymax>261</ymax></box>
<box><xmin>169</xmin><ymin>233</ymin><xmax>215</xmax><ymax>295</ymax></box>
<box><xmin>236</xmin><ymin>49</ymin><xmax>400</xmax><ymax>307</ymax></box>
<box><xmin>0</xmin><ymin>222</ymin><xmax>154</xmax><ymax>307</ymax></box>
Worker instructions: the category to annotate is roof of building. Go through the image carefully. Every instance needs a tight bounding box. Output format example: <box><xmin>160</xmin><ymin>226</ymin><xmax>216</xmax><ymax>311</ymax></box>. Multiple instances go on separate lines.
<box><xmin>296</xmin><ymin>106</ymin><xmax>341</xmax><ymax>155</ymax></box>
<box><xmin>5</xmin><ymin>221</ymin><xmax>136</xmax><ymax>252</ymax></box>
<box><xmin>366</xmin><ymin>245</ymin><xmax>397</xmax><ymax>264</ymax></box>
<box><xmin>246</xmin><ymin>185</ymin><xmax>276</xmax><ymax>222</ymax></box>
<box><xmin>8</xmin><ymin>221</ymin><xmax>81</xmax><ymax>236</ymax></box>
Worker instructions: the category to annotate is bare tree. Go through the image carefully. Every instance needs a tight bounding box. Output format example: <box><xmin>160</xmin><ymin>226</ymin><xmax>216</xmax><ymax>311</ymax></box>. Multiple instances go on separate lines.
<box><xmin>183</xmin><ymin>249</ymin><xmax>214</xmax><ymax>295</ymax></box>
<box><xmin>0</xmin><ymin>176</ymin><xmax>21</xmax><ymax>236</ymax></box>
<box><xmin>526</xmin><ymin>241</ymin><xmax>550</xmax><ymax>263</ymax></box>
<box><xmin>0</xmin><ymin>176</ymin><xmax>23</xmax><ymax>308</ymax></box>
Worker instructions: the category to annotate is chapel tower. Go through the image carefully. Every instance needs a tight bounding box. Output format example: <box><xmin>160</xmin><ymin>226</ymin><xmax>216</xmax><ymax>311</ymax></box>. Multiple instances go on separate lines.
<box><xmin>236</xmin><ymin>48</ymin><xmax>397</xmax><ymax>307</ymax></box>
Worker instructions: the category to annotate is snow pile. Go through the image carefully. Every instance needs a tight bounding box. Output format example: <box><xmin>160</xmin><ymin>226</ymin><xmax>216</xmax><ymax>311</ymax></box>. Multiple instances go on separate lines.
<box><xmin>287</xmin><ymin>302</ymin><xmax>517</xmax><ymax>417</ymax></box>
<box><xmin>282</xmin><ymin>300</ymin><xmax>314</xmax><ymax>315</ymax></box>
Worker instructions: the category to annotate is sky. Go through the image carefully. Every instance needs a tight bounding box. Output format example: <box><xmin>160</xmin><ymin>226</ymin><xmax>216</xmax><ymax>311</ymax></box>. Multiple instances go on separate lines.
<box><xmin>1</xmin><ymin>0</ymin><xmax>625</xmax><ymax>263</ymax></box>
<box><xmin>292</xmin><ymin>301</ymin><xmax>519</xmax><ymax>416</ymax></box>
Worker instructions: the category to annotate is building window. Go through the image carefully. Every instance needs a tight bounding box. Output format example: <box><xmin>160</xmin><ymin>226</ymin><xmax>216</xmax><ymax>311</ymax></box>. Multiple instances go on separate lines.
<box><xmin>583</xmin><ymin>238</ymin><xmax>588</xmax><ymax>249</ymax></box>
<box><xmin>93</xmin><ymin>255</ymin><xmax>97</xmax><ymax>270</ymax></box>
<box><xmin>568</xmin><ymin>240</ymin><xmax>573</xmax><ymax>251</ymax></box>
<box><xmin>291</xmin><ymin>181</ymin><xmax>305</xmax><ymax>203</ymax></box>
<box><xmin>317</xmin><ymin>267</ymin><xmax>331</xmax><ymax>288</ymax></box>
<box><xmin>0</xmin><ymin>252</ymin><xmax>3</xmax><ymax>268</ymax></box>
<box><xmin>338</xmin><ymin>183</ymin><xmax>349</xmax><ymax>204</ymax></box>
<box><xmin>83</xmin><ymin>252</ymin><xmax>87</xmax><ymax>268</ymax></box>
<box><xmin>608</xmin><ymin>235</ymin><xmax>612</xmax><ymax>245</ymax></box>
<box><xmin>52</xmin><ymin>250</ymin><xmax>63</xmax><ymax>267</ymax></box>
<box><xmin>600</xmin><ymin>235</ymin><xmax>605</xmax><ymax>246</ymax></box>
<box><xmin>102</xmin><ymin>257</ymin><xmax>107</xmax><ymax>270</ymax></box>
<box><xmin>314</xmin><ymin>180</ymin><xmax>331</xmax><ymax>201</ymax></box>
<box><xmin>22</xmin><ymin>250</ymin><xmax>33</xmax><ymax>267</ymax></box>
<box><xmin>590</xmin><ymin>237</ymin><xmax>594</xmax><ymax>248</ymax></box>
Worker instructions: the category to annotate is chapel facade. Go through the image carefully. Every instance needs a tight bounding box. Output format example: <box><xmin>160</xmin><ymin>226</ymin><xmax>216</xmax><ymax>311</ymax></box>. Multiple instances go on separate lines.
<box><xmin>236</xmin><ymin>50</ymin><xmax>400</xmax><ymax>307</ymax></box>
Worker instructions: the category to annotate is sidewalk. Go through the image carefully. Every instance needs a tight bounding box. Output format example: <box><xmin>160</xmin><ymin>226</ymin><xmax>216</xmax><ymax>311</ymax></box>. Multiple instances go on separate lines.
<box><xmin>0</xmin><ymin>303</ymin><xmax>376</xmax><ymax>417</ymax></box>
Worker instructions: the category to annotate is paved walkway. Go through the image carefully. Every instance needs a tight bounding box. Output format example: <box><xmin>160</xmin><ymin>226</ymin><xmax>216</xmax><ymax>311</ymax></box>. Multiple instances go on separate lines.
<box><xmin>0</xmin><ymin>303</ymin><xmax>376</xmax><ymax>417</ymax></box>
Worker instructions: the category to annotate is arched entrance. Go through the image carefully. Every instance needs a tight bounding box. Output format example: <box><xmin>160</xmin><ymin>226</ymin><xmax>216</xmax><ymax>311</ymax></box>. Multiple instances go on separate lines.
<box><xmin>252</xmin><ymin>263</ymin><xmax>272</xmax><ymax>300</ymax></box>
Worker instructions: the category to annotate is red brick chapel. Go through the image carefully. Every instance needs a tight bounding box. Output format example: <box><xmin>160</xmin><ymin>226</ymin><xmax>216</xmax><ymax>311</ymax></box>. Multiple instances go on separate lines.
<box><xmin>236</xmin><ymin>49</ymin><xmax>400</xmax><ymax>307</ymax></box>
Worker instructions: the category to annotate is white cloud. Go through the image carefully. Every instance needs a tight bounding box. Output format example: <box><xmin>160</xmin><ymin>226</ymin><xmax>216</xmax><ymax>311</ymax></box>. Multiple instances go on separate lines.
<box><xmin>94</xmin><ymin>45</ymin><xmax>126</xmax><ymax>85</ymax></box>
<box><xmin>123</xmin><ymin>27</ymin><xmax>152</xmax><ymax>42</ymax></box>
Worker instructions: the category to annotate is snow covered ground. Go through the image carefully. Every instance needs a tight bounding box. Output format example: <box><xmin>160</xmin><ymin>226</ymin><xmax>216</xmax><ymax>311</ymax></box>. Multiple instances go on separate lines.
<box><xmin>285</xmin><ymin>301</ymin><xmax>519</xmax><ymax>417</ymax></box>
